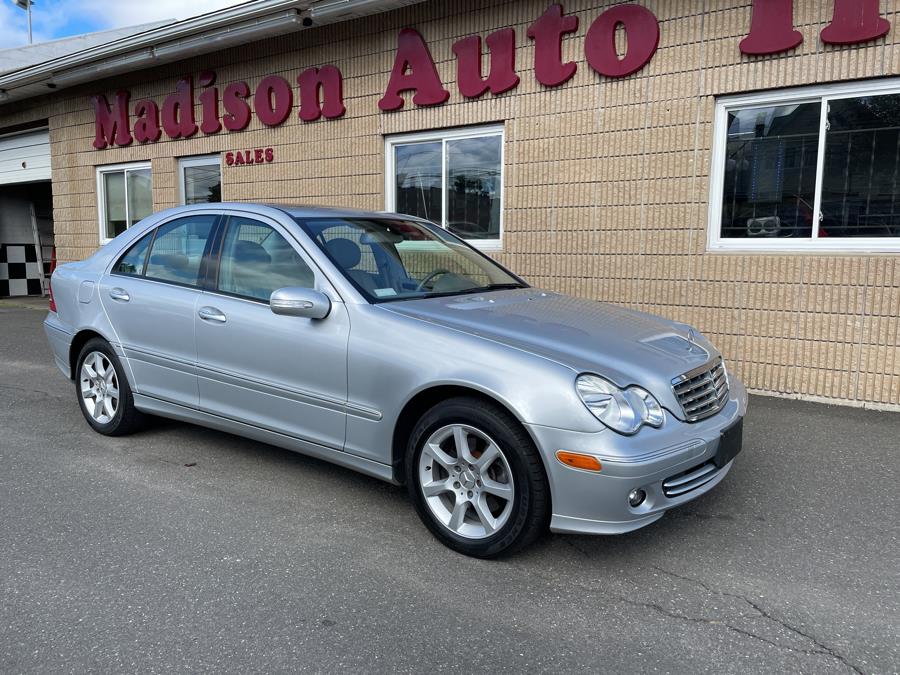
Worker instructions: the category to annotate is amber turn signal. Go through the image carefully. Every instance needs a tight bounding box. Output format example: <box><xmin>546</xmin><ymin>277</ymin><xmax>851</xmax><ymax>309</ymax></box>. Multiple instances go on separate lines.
<box><xmin>555</xmin><ymin>451</ymin><xmax>602</xmax><ymax>472</ymax></box>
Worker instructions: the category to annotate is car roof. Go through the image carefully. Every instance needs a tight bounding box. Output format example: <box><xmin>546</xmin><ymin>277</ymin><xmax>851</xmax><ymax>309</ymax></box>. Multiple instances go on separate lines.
<box><xmin>176</xmin><ymin>202</ymin><xmax>409</xmax><ymax>221</ymax></box>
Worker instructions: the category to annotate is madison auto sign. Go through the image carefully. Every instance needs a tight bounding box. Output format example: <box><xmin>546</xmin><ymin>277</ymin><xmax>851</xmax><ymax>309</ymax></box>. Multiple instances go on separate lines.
<box><xmin>92</xmin><ymin>0</ymin><xmax>893</xmax><ymax>150</ymax></box>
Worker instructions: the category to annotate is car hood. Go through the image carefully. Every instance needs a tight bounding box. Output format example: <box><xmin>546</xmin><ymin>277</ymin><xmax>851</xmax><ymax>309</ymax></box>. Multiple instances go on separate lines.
<box><xmin>381</xmin><ymin>289</ymin><xmax>718</xmax><ymax>413</ymax></box>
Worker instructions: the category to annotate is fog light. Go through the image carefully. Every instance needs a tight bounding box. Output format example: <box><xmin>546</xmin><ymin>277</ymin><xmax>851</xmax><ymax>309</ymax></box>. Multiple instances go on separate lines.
<box><xmin>628</xmin><ymin>489</ymin><xmax>646</xmax><ymax>507</ymax></box>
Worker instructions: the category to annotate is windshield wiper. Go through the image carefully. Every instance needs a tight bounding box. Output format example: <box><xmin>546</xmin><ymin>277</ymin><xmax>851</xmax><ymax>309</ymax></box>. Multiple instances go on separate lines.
<box><xmin>420</xmin><ymin>283</ymin><xmax>526</xmax><ymax>299</ymax></box>
<box><xmin>482</xmin><ymin>283</ymin><xmax>527</xmax><ymax>290</ymax></box>
<box><xmin>456</xmin><ymin>283</ymin><xmax>526</xmax><ymax>295</ymax></box>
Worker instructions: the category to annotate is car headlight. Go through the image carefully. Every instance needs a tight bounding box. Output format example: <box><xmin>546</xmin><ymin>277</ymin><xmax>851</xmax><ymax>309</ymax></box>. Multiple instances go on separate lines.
<box><xmin>575</xmin><ymin>374</ymin><xmax>665</xmax><ymax>435</ymax></box>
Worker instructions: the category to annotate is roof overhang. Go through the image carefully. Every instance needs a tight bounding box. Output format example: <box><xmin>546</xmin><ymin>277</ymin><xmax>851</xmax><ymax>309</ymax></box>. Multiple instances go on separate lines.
<box><xmin>0</xmin><ymin>0</ymin><xmax>424</xmax><ymax>105</ymax></box>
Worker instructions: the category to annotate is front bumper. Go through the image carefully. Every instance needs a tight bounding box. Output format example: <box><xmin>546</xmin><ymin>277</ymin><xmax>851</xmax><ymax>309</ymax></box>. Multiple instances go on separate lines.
<box><xmin>527</xmin><ymin>378</ymin><xmax>748</xmax><ymax>535</ymax></box>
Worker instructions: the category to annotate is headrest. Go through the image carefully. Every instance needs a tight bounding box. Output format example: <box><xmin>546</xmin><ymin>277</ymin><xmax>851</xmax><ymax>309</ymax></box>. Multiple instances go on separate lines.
<box><xmin>326</xmin><ymin>237</ymin><xmax>362</xmax><ymax>270</ymax></box>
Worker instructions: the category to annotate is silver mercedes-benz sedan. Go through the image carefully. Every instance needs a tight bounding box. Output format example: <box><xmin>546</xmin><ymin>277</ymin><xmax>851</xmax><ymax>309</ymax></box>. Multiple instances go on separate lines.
<box><xmin>45</xmin><ymin>203</ymin><xmax>747</xmax><ymax>557</ymax></box>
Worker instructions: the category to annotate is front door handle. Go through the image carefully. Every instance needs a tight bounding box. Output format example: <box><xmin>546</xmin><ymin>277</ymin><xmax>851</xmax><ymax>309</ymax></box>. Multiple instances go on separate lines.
<box><xmin>198</xmin><ymin>306</ymin><xmax>227</xmax><ymax>324</ymax></box>
<box><xmin>109</xmin><ymin>287</ymin><xmax>130</xmax><ymax>302</ymax></box>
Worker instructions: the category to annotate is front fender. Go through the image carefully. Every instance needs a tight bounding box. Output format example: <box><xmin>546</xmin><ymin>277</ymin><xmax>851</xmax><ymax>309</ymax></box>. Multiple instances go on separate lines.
<box><xmin>342</xmin><ymin>305</ymin><xmax>604</xmax><ymax>467</ymax></box>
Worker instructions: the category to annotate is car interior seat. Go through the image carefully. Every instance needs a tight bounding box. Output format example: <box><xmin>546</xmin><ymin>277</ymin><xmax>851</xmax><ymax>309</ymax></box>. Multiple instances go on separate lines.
<box><xmin>325</xmin><ymin>238</ymin><xmax>380</xmax><ymax>294</ymax></box>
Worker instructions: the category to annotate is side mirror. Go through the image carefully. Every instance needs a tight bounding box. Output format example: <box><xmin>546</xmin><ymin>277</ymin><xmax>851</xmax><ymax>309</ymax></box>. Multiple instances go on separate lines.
<box><xmin>270</xmin><ymin>287</ymin><xmax>332</xmax><ymax>320</ymax></box>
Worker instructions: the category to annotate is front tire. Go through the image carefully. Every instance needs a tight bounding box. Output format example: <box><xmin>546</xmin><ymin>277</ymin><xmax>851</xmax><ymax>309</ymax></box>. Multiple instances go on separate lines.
<box><xmin>75</xmin><ymin>338</ymin><xmax>145</xmax><ymax>436</ymax></box>
<box><xmin>405</xmin><ymin>397</ymin><xmax>550</xmax><ymax>558</ymax></box>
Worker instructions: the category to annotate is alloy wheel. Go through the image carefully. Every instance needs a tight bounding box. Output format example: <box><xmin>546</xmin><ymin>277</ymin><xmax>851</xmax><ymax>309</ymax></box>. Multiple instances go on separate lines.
<box><xmin>79</xmin><ymin>351</ymin><xmax>120</xmax><ymax>425</ymax></box>
<box><xmin>417</xmin><ymin>424</ymin><xmax>515</xmax><ymax>539</ymax></box>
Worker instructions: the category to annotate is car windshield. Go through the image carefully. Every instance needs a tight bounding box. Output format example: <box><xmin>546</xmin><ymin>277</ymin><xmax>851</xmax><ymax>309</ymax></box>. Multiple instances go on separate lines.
<box><xmin>294</xmin><ymin>217</ymin><xmax>526</xmax><ymax>302</ymax></box>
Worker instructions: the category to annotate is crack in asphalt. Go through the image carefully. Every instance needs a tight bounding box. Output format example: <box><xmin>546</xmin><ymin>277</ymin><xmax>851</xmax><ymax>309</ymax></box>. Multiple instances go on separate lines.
<box><xmin>650</xmin><ymin>565</ymin><xmax>864</xmax><ymax>675</ymax></box>
<box><xmin>0</xmin><ymin>383</ymin><xmax>67</xmax><ymax>401</ymax></box>
<box><xmin>510</xmin><ymin>556</ymin><xmax>863</xmax><ymax>673</ymax></box>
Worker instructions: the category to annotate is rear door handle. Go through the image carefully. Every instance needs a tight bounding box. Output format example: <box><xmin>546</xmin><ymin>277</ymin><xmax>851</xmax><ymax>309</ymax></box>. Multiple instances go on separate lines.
<box><xmin>109</xmin><ymin>287</ymin><xmax>130</xmax><ymax>302</ymax></box>
<box><xmin>198</xmin><ymin>306</ymin><xmax>227</xmax><ymax>324</ymax></box>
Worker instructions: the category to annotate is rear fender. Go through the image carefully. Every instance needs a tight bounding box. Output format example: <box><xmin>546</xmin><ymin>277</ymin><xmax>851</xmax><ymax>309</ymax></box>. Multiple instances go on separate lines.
<box><xmin>51</xmin><ymin>263</ymin><xmax>137</xmax><ymax>390</ymax></box>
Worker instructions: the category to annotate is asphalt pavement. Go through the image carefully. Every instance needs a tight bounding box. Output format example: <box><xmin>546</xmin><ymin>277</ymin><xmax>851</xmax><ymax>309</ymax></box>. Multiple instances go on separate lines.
<box><xmin>1</xmin><ymin>299</ymin><xmax>898</xmax><ymax>674</ymax></box>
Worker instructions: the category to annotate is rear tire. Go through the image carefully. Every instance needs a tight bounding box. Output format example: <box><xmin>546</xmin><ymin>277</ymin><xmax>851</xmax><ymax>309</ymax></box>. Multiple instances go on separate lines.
<box><xmin>405</xmin><ymin>396</ymin><xmax>550</xmax><ymax>558</ymax></box>
<box><xmin>75</xmin><ymin>338</ymin><xmax>146</xmax><ymax>436</ymax></box>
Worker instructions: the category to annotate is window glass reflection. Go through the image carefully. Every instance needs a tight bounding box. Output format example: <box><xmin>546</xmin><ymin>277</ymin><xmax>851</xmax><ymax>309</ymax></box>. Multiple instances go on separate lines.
<box><xmin>720</xmin><ymin>103</ymin><xmax>820</xmax><ymax>239</ymax></box>
<box><xmin>183</xmin><ymin>163</ymin><xmax>222</xmax><ymax>205</ymax></box>
<box><xmin>446</xmin><ymin>136</ymin><xmax>502</xmax><ymax>240</ymax></box>
<box><xmin>395</xmin><ymin>142</ymin><xmax>442</xmax><ymax>223</ymax></box>
<box><xmin>821</xmin><ymin>95</ymin><xmax>900</xmax><ymax>238</ymax></box>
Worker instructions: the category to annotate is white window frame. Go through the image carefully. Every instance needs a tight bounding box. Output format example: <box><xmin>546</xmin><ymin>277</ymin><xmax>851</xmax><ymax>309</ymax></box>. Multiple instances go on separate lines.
<box><xmin>709</xmin><ymin>79</ymin><xmax>900</xmax><ymax>253</ymax></box>
<box><xmin>178</xmin><ymin>154</ymin><xmax>222</xmax><ymax>206</ymax></box>
<box><xmin>96</xmin><ymin>161</ymin><xmax>152</xmax><ymax>245</ymax></box>
<box><xmin>385</xmin><ymin>124</ymin><xmax>505</xmax><ymax>251</ymax></box>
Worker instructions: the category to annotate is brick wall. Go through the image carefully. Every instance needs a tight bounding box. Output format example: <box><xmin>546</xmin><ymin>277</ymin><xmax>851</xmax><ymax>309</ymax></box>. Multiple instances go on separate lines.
<box><xmin>1</xmin><ymin>0</ymin><xmax>898</xmax><ymax>406</ymax></box>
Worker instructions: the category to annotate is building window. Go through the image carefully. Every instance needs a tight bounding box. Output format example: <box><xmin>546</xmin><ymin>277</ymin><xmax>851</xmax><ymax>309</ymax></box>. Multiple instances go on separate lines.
<box><xmin>710</xmin><ymin>81</ymin><xmax>900</xmax><ymax>252</ymax></box>
<box><xmin>179</xmin><ymin>155</ymin><xmax>222</xmax><ymax>205</ymax></box>
<box><xmin>97</xmin><ymin>162</ymin><xmax>152</xmax><ymax>243</ymax></box>
<box><xmin>386</xmin><ymin>125</ymin><xmax>504</xmax><ymax>249</ymax></box>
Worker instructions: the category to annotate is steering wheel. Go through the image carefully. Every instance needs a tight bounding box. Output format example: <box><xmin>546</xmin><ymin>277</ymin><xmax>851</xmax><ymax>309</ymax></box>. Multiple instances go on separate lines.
<box><xmin>416</xmin><ymin>269</ymin><xmax>453</xmax><ymax>292</ymax></box>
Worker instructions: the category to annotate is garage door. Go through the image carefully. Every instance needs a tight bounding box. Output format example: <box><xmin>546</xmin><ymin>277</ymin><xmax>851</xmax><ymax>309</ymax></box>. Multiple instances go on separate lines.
<box><xmin>0</xmin><ymin>129</ymin><xmax>50</xmax><ymax>185</ymax></box>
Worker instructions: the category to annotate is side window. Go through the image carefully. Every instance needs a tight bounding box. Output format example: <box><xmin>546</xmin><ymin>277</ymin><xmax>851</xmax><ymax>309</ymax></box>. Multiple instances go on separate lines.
<box><xmin>144</xmin><ymin>215</ymin><xmax>217</xmax><ymax>286</ymax></box>
<box><xmin>112</xmin><ymin>230</ymin><xmax>154</xmax><ymax>276</ymax></box>
<box><xmin>217</xmin><ymin>217</ymin><xmax>315</xmax><ymax>302</ymax></box>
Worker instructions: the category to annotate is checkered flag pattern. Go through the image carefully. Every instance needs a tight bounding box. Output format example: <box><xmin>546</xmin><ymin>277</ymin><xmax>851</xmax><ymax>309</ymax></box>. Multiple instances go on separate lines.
<box><xmin>0</xmin><ymin>244</ymin><xmax>49</xmax><ymax>297</ymax></box>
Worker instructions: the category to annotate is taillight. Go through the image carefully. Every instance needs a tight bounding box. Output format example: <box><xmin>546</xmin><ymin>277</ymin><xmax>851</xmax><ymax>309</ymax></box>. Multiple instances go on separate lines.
<box><xmin>48</xmin><ymin>277</ymin><xmax>57</xmax><ymax>312</ymax></box>
<box><xmin>48</xmin><ymin>247</ymin><xmax>57</xmax><ymax>312</ymax></box>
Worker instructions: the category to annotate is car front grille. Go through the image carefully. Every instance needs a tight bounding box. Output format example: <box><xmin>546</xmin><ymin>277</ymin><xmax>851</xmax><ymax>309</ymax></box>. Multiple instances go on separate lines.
<box><xmin>662</xmin><ymin>461</ymin><xmax>719</xmax><ymax>498</ymax></box>
<box><xmin>672</xmin><ymin>358</ymin><xmax>729</xmax><ymax>422</ymax></box>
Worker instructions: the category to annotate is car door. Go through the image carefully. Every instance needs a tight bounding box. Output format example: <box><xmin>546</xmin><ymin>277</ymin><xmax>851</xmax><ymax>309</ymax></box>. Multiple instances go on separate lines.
<box><xmin>195</xmin><ymin>212</ymin><xmax>350</xmax><ymax>451</ymax></box>
<box><xmin>100</xmin><ymin>212</ymin><xmax>219</xmax><ymax>408</ymax></box>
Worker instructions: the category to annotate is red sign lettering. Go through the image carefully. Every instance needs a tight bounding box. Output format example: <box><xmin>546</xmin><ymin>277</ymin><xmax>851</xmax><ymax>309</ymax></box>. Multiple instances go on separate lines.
<box><xmin>584</xmin><ymin>4</ymin><xmax>659</xmax><ymax>78</ymax></box>
<box><xmin>92</xmin><ymin>91</ymin><xmax>132</xmax><ymax>149</ymax></box>
<box><xmin>225</xmin><ymin>148</ymin><xmax>275</xmax><ymax>166</ymax></box>
<box><xmin>198</xmin><ymin>71</ymin><xmax>222</xmax><ymax>135</ymax></box>
<box><xmin>740</xmin><ymin>0</ymin><xmax>803</xmax><ymax>55</ymax></box>
<box><xmin>222</xmin><ymin>81</ymin><xmax>252</xmax><ymax>132</ymax></box>
<box><xmin>160</xmin><ymin>76</ymin><xmax>198</xmax><ymax>139</ymax></box>
<box><xmin>378</xmin><ymin>28</ymin><xmax>449</xmax><ymax>111</ymax></box>
<box><xmin>298</xmin><ymin>66</ymin><xmax>346</xmax><ymax>122</ymax></box>
<box><xmin>742</xmin><ymin>0</ymin><xmax>890</xmax><ymax>54</ymax></box>
<box><xmin>254</xmin><ymin>75</ymin><xmax>293</xmax><ymax>127</ymax></box>
<box><xmin>527</xmin><ymin>4</ymin><xmax>579</xmax><ymax>88</ymax></box>
<box><xmin>91</xmin><ymin>3</ymin><xmax>897</xmax><ymax>149</ymax></box>
<box><xmin>821</xmin><ymin>0</ymin><xmax>890</xmax><ymax>45</ymax></box>
<box><xmin>453</xmin><ymin>29</ymin><xmax>520</xmax><ymax>99</ymax></box>
<box><xmin>133</xmin><ymin>100</ymin><xmax>160</xmax><ymax>144</ymax></box>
